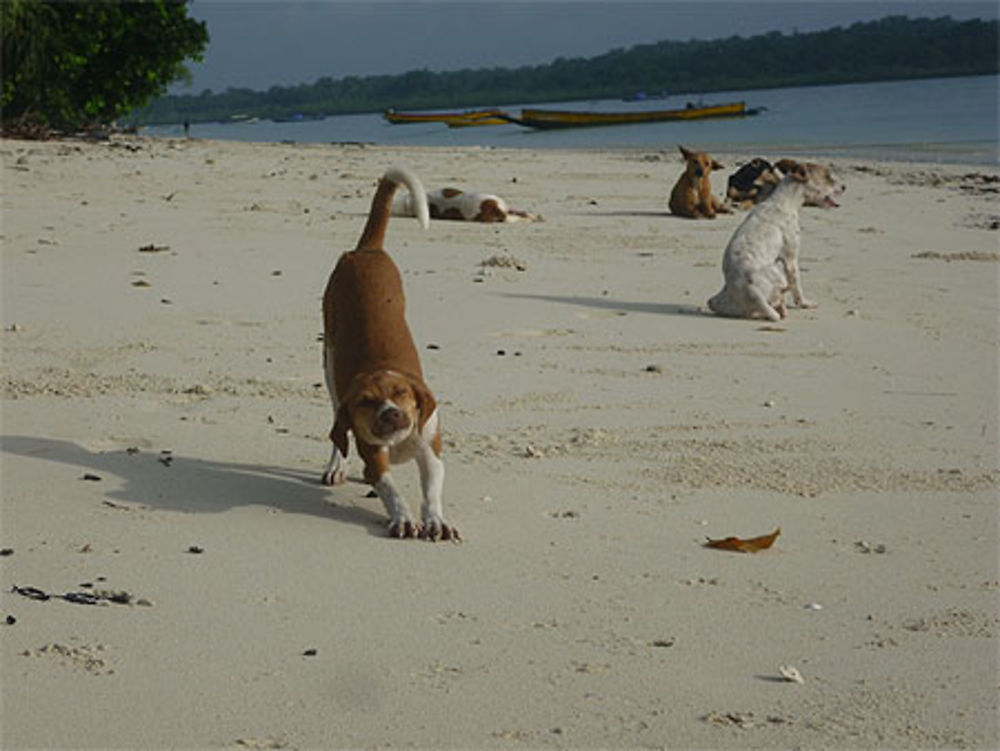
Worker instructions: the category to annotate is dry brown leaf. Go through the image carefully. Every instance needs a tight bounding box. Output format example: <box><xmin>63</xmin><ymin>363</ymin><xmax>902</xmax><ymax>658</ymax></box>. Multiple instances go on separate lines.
<box><xmin>704</xmin><ymin>527</ymin><xmax>781</xmax><ymax>553</ymax></box>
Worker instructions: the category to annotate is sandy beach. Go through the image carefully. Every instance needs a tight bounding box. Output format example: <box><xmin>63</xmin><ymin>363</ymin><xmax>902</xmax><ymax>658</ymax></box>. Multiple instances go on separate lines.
<box><xmin>1</xmin><ymin>136</ymin><xmax>997</xmax><ymax>749</ymax></box>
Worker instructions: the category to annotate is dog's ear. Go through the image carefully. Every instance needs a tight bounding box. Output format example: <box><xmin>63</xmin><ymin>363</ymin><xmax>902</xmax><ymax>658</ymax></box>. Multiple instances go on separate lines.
<box><xmin>711</xmin><ymin>159</ymin><xmax>724</xmax><ymax>171</ymax></box>
<box><xmin>678</xmin><ymin>145</ymin><xmax>693</xmax><ymax>160</ymax></box>
<box><xmin>331</xmin><ymin>403</ymin><xmax>351</xmax><ymax>457</ymax></box>
<box><xmin>775</xmin><ymin>158</ymin><xmax>799</xmax><ymax>175</ymax></box>
<box><xmin>790</xmin><ymin>163</ymin><xmax>809</xmax><ymax>182</ymax></box>
<box><xmin>477</xmin><ymin>198</ymin><xmax>507</xmax><ymax>223</ymax></box>
<box><xmin>411</xmin><ymin>379</ymin><xmax>438</xmax><ymax>431</ymax></box>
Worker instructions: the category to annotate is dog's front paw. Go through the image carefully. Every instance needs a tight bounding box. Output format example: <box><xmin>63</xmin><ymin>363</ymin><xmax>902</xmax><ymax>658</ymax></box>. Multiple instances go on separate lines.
<box><xmin>421</xmin><ymin>514</ymin><xmax>461</xmax><ymax>543</ymax></box>
<box><xmin>387</xmin><ymin>516</ymin><xmax>421</xmax><ymax>539</ymax></box>
<box><xmin>321</xmin><ymin>449</ymin><xmax>347</xmax><ymax>486</ymax></box>
<box><xmin>797</xmin><ymin>298</ymin><xmax>818</xmax><ymax>309</ymax></box>
<box><xmin>321</xmin><ymin>467</ymin><xmax>346</xmax><ymax>486</ymax></box>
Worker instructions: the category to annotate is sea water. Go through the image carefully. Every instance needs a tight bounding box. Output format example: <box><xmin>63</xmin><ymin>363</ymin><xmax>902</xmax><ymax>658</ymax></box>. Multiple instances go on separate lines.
<box><xmin>145</xmin><ymin>75</ymin><xmax>999</xmax><ymax>165</ymax></box>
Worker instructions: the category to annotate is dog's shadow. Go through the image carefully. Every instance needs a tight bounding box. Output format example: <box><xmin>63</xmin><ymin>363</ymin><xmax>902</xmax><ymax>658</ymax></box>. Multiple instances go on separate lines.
<box><xmin>569</xmin><ymin>209</ymin><xmax>699</xmax><ymax>221</ymax></box>
<box><xmin>573</xmin><ymin>210</ymin><xmax>736</xmax><ymax>221</ymax></box>
<box><xmin>1</xmin><ymin>434</ymin><xmax>387</xmax><ymax>535</ymax></box>
<box><xmin>499</xmin><ymin>291</ymin><xmax>706</xmax><ymax>318</ymax></box>
<box><xmin>570</xmin><ymin>209</ymin><xmax>672</xmax><ymax>219</ymax></box>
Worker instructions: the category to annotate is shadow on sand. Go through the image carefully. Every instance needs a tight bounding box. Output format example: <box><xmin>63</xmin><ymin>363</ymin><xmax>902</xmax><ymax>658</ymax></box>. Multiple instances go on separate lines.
<box><xmin>1</xmin><ymin>434</ymin><xmax>387</xmax><ymax>535</ymax></box>
<box><xmin>498</xmin><ymin>291</ymin><xmax>706</xmax><ymax>318</ymax></box>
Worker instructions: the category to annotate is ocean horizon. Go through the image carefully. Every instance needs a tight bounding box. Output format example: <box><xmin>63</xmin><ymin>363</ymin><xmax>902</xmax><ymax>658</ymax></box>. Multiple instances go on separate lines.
<box><xmin>144</xmin><ymin>75</ymin><xmax>999</xmax><ymax>165</ymax></box>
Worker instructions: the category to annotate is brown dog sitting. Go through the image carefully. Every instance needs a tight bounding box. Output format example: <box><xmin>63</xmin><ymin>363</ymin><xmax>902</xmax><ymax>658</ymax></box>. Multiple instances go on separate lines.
<box><xmin>668</xmin><ymin>145</ymin><xmax>730</xmax><ymax>219</ymax></box>
<box><xmin>321</xmin><ymin>167</ymin><xmax>458</xmax><ymax>541</ymax></box>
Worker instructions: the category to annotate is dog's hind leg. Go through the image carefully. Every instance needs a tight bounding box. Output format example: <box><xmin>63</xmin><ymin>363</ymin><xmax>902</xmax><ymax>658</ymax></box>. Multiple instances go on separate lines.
<box><xmin>708</xmin><ymin>286</ymin><xmax>758</xmax><ymax>318</ymax></box>
<box><xmin>746</xmin><ymin>283</ymin><xmax>783</xmax><ymax>321</ymax></box>
<box><xmin>321</xmin><ymin>342</ymin><xmax>347</xmax><ymax>486</ymax></box>
<box><xmin>707</xmin><ymin>289</ymin><xmax>727</xmax><ymax>315</ymax></box>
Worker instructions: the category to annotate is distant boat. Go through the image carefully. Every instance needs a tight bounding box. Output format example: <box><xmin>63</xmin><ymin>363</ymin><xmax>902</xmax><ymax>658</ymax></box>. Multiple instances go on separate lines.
<box><xmin>272</xmin><ymin>112</ymin><xmax>326</xmax><ymax>123</ymax></box>
<box><xmin>501</xmin><ymin>101</ymin><xmax>752</xmax><ymax>129</ymax></box>
<box><xmin>623</xmin><ymin>90</ymin><xmax>670</xmax><ymax>102</ymax></box>
<box><xmin>383</xmin><ymin>108</ymin><xmax>506</xmax><ymax>125</ymax></box>
<box><xmin>443</xmin><ymin>113</ymin><xmax>510</xmax><ymax>128</ymax></box>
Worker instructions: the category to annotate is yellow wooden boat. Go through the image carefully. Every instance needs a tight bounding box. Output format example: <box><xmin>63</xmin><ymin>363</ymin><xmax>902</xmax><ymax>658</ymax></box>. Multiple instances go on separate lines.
<box><xmin>443</xmin><ymin>113</ymin><xmax>510</xmax><ymax>128</ymax></box>
<box><xmin>383</xmin><ymin>107</ymin><xmax>505</xmax><ymax>125</ymax></box>
<box><xmin>502</xmin><ymin>101</ymin><xmax>751</xmax><ymax>129</ymax></box>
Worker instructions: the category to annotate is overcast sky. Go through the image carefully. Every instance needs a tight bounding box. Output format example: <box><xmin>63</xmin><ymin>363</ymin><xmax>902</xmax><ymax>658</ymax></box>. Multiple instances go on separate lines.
<box><xmin>175</xmin><ymin>1</ymin><xmax>998</xmax><ymax>94</ymax></box>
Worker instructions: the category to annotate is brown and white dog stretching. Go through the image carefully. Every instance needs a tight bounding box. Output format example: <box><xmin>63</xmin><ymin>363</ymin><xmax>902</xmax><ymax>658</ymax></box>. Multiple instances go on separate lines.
<box><xmin>393</xmin><ymin>187</ymin><xmax>542</xmax><ymax>223</ymax></box>
<box><xmin>321</xmin><ymin>167</ymin><xmax>458</xmax><ymax>541</ymax></box>
<box><xmin>669</xmin><ymin>145</ymin><xmax>731</xmax><ymax>219</ymax></box>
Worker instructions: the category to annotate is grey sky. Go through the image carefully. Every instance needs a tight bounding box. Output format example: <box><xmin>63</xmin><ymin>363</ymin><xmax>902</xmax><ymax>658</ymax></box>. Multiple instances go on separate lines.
<box><xmin>175</xmin><ymin>1</ymin><xmax>998</xmax><ymax>94</ymax></box>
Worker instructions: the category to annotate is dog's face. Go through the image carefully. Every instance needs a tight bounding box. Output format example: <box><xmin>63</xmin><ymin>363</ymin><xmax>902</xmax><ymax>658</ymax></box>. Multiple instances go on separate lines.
<box><xmin>729</xmin><ymin>158</ymin><xmax>782</xmax><ymax>201</ymax></box>
<box><xmin>749</xmin><ymin>159</ymin><xmax>782</xmax><ymax>190</ymax></box>
<box><xmin>473</xmin><ymin>196</ymin><xmax>508</xmax><ymax>223</ymax></box>
<box><xmin>333</xmin><ymin>370</ymin><xmax>436</xmax><ymax>454</ymax></box>
<box><xmin>679</xmin><ymin>145</ymin><xmax>723</xmax><ymax>180</ymax></box>
<box><xmin>788</xmin><ymin>162</ymin><xmax>845</xmax><ymax>208</ymax></box>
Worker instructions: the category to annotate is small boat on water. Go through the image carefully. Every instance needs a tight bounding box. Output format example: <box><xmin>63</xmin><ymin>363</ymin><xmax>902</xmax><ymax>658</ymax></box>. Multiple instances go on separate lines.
<box><xmin>272</xmin><ymin>112</ymin><xmax>326</xmax><ymax>123</ymax></box>
<box><xmin>622</xmin><ymin>90</ymin><xmax>670</xmax><ymax>102</ymax></box>
<box><xmin>383</xmin><ymin>108</ymin><xmax>506</xmax><ymax>125</ymax></box>
<box><xmin>502</xmin><ymin>101</ymin><xmax>752</xmax><ymax>129</ymax></box>
<box><xmin>443</xmin><ymin>113</ymin><xmax>511</xmax><ymax>128</ymax></box>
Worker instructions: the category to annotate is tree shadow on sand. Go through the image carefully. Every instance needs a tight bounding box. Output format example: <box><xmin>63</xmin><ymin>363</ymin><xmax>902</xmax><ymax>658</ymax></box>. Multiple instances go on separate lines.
<box><xmin>1</xmin><ymin>434</ymin><xmax>387</xmax><ymax>535</ymax></box>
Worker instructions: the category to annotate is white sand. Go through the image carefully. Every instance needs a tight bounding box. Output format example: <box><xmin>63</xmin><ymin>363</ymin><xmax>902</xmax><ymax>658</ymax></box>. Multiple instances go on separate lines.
<box><xmin>1</xmin><ymin>136</ymin><xmax>997</xmax><ymax>749</ymax></box>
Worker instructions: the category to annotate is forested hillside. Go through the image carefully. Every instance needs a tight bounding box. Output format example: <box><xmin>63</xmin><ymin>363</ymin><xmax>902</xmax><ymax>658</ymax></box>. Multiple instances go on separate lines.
<box><xmin>135</xmin><ymin>15</ymin><xmax>998</xmax><ymax>125</ymax></box>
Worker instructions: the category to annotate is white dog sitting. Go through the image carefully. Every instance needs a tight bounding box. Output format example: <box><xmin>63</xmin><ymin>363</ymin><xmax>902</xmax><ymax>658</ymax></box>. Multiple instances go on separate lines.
<box><xmin>707</xmin><ymin>161</ymin><xmax>844</xmax><ymax>321</ymax></box>
<box><xmin>392</xmin><ymin>187</ymin><xmax>542</xmax><ymax>223</ymax></box>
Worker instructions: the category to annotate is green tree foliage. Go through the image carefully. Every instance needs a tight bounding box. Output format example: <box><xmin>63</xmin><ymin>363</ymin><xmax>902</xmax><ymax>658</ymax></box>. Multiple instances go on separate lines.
<box><xmin>137</xmin><ymin>15</ymin><xmax>997</xmax><ymax>126</ymax></box>
<box><xmin>1</xmin><ymin>0</ymin><xmax>208</xmax><ymax>132</ymax></box>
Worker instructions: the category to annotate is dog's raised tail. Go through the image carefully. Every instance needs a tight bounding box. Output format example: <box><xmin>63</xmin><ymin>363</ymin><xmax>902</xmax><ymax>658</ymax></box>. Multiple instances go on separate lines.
<box><xmin>355</xmin><ymin>166</ymin><xmax>429</xmax><ymax>251</ymax></box>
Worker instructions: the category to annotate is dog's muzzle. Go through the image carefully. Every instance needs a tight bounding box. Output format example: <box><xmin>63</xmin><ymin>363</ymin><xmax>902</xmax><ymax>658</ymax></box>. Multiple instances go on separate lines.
<box><xmin>374</xmin><ymin>404</ymin><xmax>411</xmax><ymax>437</ymax></box>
